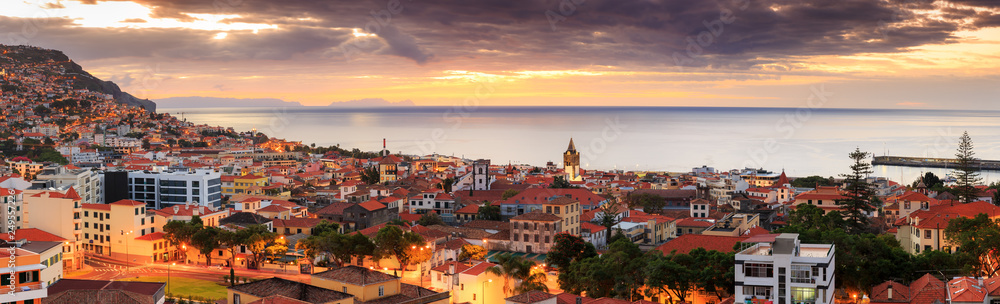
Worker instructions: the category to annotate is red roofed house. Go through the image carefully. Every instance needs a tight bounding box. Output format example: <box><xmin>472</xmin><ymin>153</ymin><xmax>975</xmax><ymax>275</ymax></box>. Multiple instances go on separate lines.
<box><xmin>791</xmin><ymin>186</ymin><xmax>850</xmax><ymax>215</ymax></box>
<box><xmin>895</xmin><ymin>201</ymin><xmax>1000</xmax><ymax>254</ymax></box>
<box><xmin>15</xmin><ymin>228</ymin><xmax>81</xmax><ymax>270</ymax></box>
<box><xmin>869</xmin><ymin>273</ymin><xmax>947</xmax><ymax>304</ymax></box>
<box><xmin>342</xmin><ymin>199</ymin><xmax>396</xmax><ymax>231</ymax></box>
<box><xmin>581</xmin><ymin>221</ymin><xmax>608</xmax><ymax>249</ymax></box>
<box><xmin>21</xmin><ymin>189</ymin><xmax>83</xmax><ymax>269</ymax></box>
<box><xmin>429</xmin><ymin>260</ymin><xmax>503</xmax><ymax>304</ymax></box>
<box><xmin>654</xmin><ymin>234</ymin><xmax>748</xmax><ymax>255</ymax></box>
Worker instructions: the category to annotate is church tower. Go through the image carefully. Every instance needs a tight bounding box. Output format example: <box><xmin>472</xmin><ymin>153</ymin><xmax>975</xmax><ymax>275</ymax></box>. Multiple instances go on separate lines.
<box><xmin>472</xmin><ymin>159</ymin><xmax>491</xmax><ymax>191</ymax></box>
<box><xmin>563</xmin><ymin>138</ymin><xmax>581</xmax><ymax>181</ymax></box>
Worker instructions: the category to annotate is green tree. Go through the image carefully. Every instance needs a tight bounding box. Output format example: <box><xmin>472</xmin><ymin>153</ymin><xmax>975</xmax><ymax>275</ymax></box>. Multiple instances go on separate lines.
<box><xmin>945</xmin><ymin>213</ymin><xmax>1000</xmax><ymax>277</ymax></box>
<box><xmin>562</xmin><ymin>237</ymin><xmax>644</xmax><ymax>300</ymax></box>
<box><xmin>596</xmin><ymin>199</ymin><xmax>623</xmax><ymax>247</ymax></box>
<box><xmin>458</xmin><ymin>244</ymin><xmax>487</xmax><ymax>261</ymax></box>
<box><xmin>501</xmin><ymin>189</ymin><xmax>520</xmax><ymax>200</ymax></box>
<box><xmin>477</xmin><ymin>204</ymin><xmax>501</xmax><ymax>221</ymax></box>
<box><xmin>418</xmin><ymin>212</ymin><xmax>445</xmax><ymax>226</ymax></box>
<box><xmin>550</xmin><ymin>176</ymin><xmax>577</xmax><ymax>188</ymax></box>
<box><xmin>217</xmin><ymin>229</ymin><xmax>242</xmax><ymax>286</ymax></box>
<box><xmin>953</xmin><ymin>131</ymin><xmax>983</xmax><ymax>204</ymax></box>
<box><xmin>437</xmin><ymin>177</ymin><xmax>455</xmax><ymax>193</ymax></box>
<box><xmin>791</xmin><ymin>175</ymin><xmax>835</xmax><ymax>188</ymax></box>
<box><xmin>163</xmin><ymin>216</ymin><xmax>203</xmax><ymax>263</ymax></box>
<box><xmin>373</xmin><ymin>225</ymin><xmax>426</xmax><ymax>277</ymax></box>
<box><xmin>547</xmin><ymin>233</ymin><xmax>597</xmax><ymax>273</ymax></box>
<box><xmin>486</xmin><ymin>253</ymin><xmax>549</xmax><ymax>297</ymax></box>
<box><xmin>361</xmin><ymin>166</ymin><xmax>380</xmax><ymax>185</ymax></box>
<box><xmin>626</xmin><ymin>193</ymin><xmax>666</xmax><ymax>214</ymax></box>
<box><xmin>784</xmin><ymin>204</ymin><xmax>845</xmax><ymax>231</ymax></box>
<box><xmin>240</xmin><ymin>225</ymin><xmax>277</xmax><ymax>269</ymax></box>
<box><xmin>311</xmin><ymin>220</ymin><xmax>340</xmax><ymax>236</ymax></box>
<box><xmin>913</xmin><ymin>172</ymin><xmax>943</xmax><ymax>189</ymax></box>
<box><xmin>836</xmin><ymin>148</ymin><xmax>876</xmax><ymax>234</ymax></box>
<box><xmin>191</xmin><ymin>227</ymin><xmax>222</xmax><ymax>266</ymax></box>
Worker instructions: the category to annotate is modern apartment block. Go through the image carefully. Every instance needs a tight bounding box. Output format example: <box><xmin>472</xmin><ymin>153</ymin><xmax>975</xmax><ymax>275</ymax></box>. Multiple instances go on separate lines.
<box><xmin>31</xmin><ymin>165</ymin><xmax>102</xmax><ymax>204</ymax></box>
<box><xmin>735</xmin><ymin>233</ymin><xmax>836</xmax><ymax>304</ymax></box>
<box><xmin>126</xmin><ymin>169</ymin><xmax>223</xmax><ymax>209</ymax></box>
<box><xmin>0</xmin><ymin>187</ymin><xmax>24</xmax><ymax>234</ymax></box>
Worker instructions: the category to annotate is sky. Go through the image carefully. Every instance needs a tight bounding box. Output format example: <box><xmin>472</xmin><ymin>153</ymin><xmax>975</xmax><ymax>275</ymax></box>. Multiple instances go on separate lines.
<box><xmin>2</xmin><ymin>0</ymin><xmax>1000</xmax><ymax>109</ymax></box>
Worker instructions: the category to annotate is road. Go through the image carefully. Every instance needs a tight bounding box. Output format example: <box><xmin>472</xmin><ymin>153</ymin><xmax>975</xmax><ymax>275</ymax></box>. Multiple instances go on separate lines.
<box><xmin>67</xmin><ymin>254</ymin><xmax>312</xmax><ymax>283</ymax></box>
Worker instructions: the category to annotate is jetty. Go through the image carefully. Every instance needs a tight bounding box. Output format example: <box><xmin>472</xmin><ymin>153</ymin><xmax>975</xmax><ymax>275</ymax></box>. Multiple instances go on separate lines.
<box><xmin>872</xmin><ymin>156</ymin><xmax>1000</xmax><ymax>170</ymax></box>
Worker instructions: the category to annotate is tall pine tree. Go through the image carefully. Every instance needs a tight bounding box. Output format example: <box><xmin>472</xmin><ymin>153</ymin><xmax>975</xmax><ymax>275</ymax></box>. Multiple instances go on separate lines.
<box><xmin>837</xmin><ymin>148</ymin><xmax>876</xmax><ymax>234</ymax></box>
<box><xmin>952</xmin><ymin>131</ymin><xmax>982</xmax><ymax>204</ymax></box>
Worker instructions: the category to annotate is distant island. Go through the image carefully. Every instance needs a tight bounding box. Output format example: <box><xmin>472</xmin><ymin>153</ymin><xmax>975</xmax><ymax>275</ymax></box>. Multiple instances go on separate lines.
<box><xmin>157</xmin><ymin>96</ymin><xmax>415</xmax><ymax>108</ymax></box>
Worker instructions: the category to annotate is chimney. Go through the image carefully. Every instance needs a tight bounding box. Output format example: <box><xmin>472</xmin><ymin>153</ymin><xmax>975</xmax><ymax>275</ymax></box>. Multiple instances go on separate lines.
<box><xmin>448</xmin><ymin>263</ymin><xmax>455</xmax><ymax>275</ymax></box>
<box><xmin>173</xmin><ymin>205</ymin><xmax>179</xmax><ymax>213</ymax></box>
<box><xmin>576</xmin><ymin>297</ymin><xmax>583</xmax><ymax>304</ymax></box>
<box><xmin>193</xmin><ymin>207</ymin><xmax>200</xmax><ymax>216</ymax></box>
<box><xmin>888</xmin><ymin>283</ymin><xmax>893</xmax><ymax>299</ymax></box>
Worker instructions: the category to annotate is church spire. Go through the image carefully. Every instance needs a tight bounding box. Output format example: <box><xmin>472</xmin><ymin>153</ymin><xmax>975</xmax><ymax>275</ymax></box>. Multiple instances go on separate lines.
<box><xmin>567</xmin><ymin>138</ymin><xmax>576</xmax><ymax>152</ymax></box>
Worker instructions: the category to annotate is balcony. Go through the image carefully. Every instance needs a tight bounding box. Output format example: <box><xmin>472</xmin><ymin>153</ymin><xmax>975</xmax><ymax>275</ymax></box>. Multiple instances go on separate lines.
<box><xmin>5</xmin><ymin>282</ymin><xmax>47</xmax><ymax>302</ymax></box>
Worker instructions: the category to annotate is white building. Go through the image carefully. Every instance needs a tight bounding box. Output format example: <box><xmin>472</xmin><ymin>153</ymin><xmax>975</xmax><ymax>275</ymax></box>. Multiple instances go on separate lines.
<box><xmin>127</xmin><ymin>169</ymin><xmax>223</xmax><ymax>209</ymax></box>
<box><xmin>32</xmin><ymin>165</ymin><xmax>102</xmax><ymax>205</ymax></box>
<box><xmin>735</xmin><ymin>233</ymin><xmax>835</xmax><ymax>304</ymax></box>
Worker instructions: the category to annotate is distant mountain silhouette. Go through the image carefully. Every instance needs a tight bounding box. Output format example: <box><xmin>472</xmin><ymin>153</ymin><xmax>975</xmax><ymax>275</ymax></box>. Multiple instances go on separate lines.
<box><xmin>156</xmin><ymin>96</ymin><xmax>304</xmax><ymax>108</ymax></box>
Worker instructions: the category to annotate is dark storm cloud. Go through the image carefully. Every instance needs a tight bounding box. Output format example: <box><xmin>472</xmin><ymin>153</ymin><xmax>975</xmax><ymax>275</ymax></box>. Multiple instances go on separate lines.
<box><xmin>16</xmin><ymin>0</ymin><xmax>996</xmax><ymax>68</ymax></box>
<box><xmin>0</xmin><ymin>16</ymin><xmax>353</xmax><ymax>61</ymax></box>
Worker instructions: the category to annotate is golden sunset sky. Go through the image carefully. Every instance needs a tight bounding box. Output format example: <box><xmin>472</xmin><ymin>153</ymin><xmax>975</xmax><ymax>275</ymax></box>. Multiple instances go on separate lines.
<box><xmin>3</xmin><ymin>0</ymin><xmax>1000</xmax><ymax>109</ymax></box>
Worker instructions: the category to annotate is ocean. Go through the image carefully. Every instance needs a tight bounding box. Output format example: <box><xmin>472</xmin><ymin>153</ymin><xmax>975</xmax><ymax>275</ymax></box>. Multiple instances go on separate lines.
<box><xmin>165</xmin><ymin>106</ymin><xmax>1000</xmax><ymax>184</ymax></box>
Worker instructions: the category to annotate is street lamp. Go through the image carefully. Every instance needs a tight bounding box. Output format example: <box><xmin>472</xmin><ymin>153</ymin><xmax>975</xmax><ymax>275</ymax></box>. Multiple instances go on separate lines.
<box><xmin>168</xmin><ymin>262</ymin><xmax>175</xmax><ymax>295</ymax></box>
<box><xmin>482</xmin><ymin>279</ymin><xmax>491</xmax><ymax>304</ymax></box>
<box><xmin>121</xmin><ymin>230</ymin><xmax>133</xmax><ymax>270</ymax></box>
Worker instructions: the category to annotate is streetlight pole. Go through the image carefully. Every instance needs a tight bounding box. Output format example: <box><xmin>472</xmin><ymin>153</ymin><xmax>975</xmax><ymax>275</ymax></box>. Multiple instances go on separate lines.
<box><xmin>168</xmin><ymin>262</ymin><xmax>174</xmax><ymax>295</ymax></box>
<box><xmin>121</xmin><ymin>230</ymin><xmax>132</xmax><ymax>270</ymax></box>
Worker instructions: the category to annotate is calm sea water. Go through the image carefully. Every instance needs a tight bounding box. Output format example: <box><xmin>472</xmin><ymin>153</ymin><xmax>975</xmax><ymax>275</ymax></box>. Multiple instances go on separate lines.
<box><xmin>166</xmin><ymin>106</ymin><xmax>1000</xmax><ymax>184</ymax></box>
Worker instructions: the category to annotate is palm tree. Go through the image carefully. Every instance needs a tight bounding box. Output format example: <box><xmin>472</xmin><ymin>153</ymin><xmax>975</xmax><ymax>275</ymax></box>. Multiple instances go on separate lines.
<box><xmin>486</xmin><ymin>253</ymin><xmax>549</xmax><ymax>296</ymax></box>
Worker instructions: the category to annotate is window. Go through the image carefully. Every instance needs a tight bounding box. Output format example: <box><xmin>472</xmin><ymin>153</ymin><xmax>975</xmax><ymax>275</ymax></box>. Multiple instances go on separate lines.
<box><xmin>791</xmin><ymin>287</ymin><xmax>817</xmax><ymax>303</ymax></box>
<box><xmin>925</xmin><ymin>230</ymin><xmax>932</xmax><ymax>239</ymax></box>
<box><xmin>461</xmin><ymin>284</ymin><xmax>464</xmax><ymax>290</ymax></box>
<box><xmin>343</xmin><ymin>286</ymin><xmax>348</xmax><ymax>293</ymax></box>
<box><xmin>743</xmin><ymin>286</ymin><xmax>772</xmax><ymax>298</ymax></box>
<box><xmin>535</xmin><ymin>235</ymin><xmax>539</xmax><ymax>242</ymax></box>
<box><xmin>234</xmin><ymin>294</ymin><xmax>241</xmax><ymax>304</ymax></box>
<box><xmin>744</xmin><ymin>263</ymin><xmax>774</xmax><ymax>278</ymax></box>
<box><xmin>545</xmin><ymin>236</ymin><xmax>550</xmax><ymax>243</ymax></box>
<box><xmin>378</xmin><ymin>285</ymin><xmax>385</xmax><ymax>296</ymax></box>
<box><xmin>791</xmin><ymin>265</ymin><xmax>812</xmax><ymax>283</ymax></box>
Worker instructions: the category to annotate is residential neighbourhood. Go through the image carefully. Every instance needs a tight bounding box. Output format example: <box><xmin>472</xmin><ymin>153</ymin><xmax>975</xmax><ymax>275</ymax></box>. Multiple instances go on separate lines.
<box><xmin>3</xmin><ymin>44</ymin><xmax>1000</xmax><ymax>304</ymax></box>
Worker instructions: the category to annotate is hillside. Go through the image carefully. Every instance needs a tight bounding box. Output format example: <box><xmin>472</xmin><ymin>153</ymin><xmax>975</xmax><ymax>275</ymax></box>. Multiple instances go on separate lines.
<box><xmin>0</xmin><ymin>45</ymin><xmax>156</xmax><ymax>112</ymax></box>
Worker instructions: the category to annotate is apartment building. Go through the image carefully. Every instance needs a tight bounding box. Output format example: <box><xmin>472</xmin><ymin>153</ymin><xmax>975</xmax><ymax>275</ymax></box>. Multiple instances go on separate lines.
<box><xmin>510</xmin><ymin>211</ymin><xmax>563</xmax><ymax>254</ymax></box>
<box><xmin>32</xmin><ymin>165</ymin><xmax>102</xmax><ymax>204</ymax></box>
<box><xmin>81</xmin><ymin>200</ymin><xmax>162</xmax><ymax>263</ymax></box>
<box><xmin>127</xmin><ymin>169</ymin><xmax>223</xmax><ymax>209</ymax></box>
<box><xmin>0</xmin><ymin>187</ymin><xmax>24</xmax><ymax>234</ymax></box>
<box><xmin>735</xmin><ymin>233</ymin><xmax>836</xmax><ymax>304</ymax></box>
<box><xmin>21</xmin><ymin>189</ymin><xmax>83</xmax><ymax>270</ymax></box>
<box><xmin>0</xmin><ymin>239</ymin><xmax>64</xmax><ymax>304</ymax></box>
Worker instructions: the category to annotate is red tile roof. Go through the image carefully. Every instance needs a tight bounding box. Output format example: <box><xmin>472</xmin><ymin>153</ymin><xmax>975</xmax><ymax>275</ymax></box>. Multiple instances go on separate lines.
<box><xmin>431</xmin><ymin>261</ymin><xmax>471</xmax><ymax>273</ymax></box>
<box><xmin>133</xmin><ymin>232</ymin><xmax>165</xmax><ymax>241</ymax></box>
<box><xmin>358</xmin><ymin>200</ymin><xmax>386</xmax><ymax>211</ymax></box>
<box><xmin>870</xmin><ymin>281</ymin><xmax>910</xmax><ymax>303</ymax></box>
<box><xmin>456</xmin><ymin>204</ymin><xmax>479</xmax><ymax>214</ymax></box>
<box><xmin>15</xmin><ymin>228</ymin><xmax>68</xmax><ymax>242</ymax></box>
<box><xmin>110</xmin><ymin>199</ymin><xmax>146</xmax><ymax>206</ymax></box>
<box><xmin>258</xmin><ymin>205</ymin><xmax>289</xmax><ymax>213</ymax></box>
<box><xmin>82</xmin><ymin>203</ymin><xmax>111</xmax><ymax>211</ymax></box>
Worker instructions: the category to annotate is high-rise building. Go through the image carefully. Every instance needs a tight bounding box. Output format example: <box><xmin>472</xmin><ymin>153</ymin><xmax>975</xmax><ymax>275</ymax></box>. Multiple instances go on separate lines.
<box><xmin>563</xmin><ymin>138</ymin><xmax>581</xmax><ymax>181</ymax></box>
<box><xmin>127</xmin><ymin>169</ymin><xmax>223</xmax><ymax>209</ymax></box>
